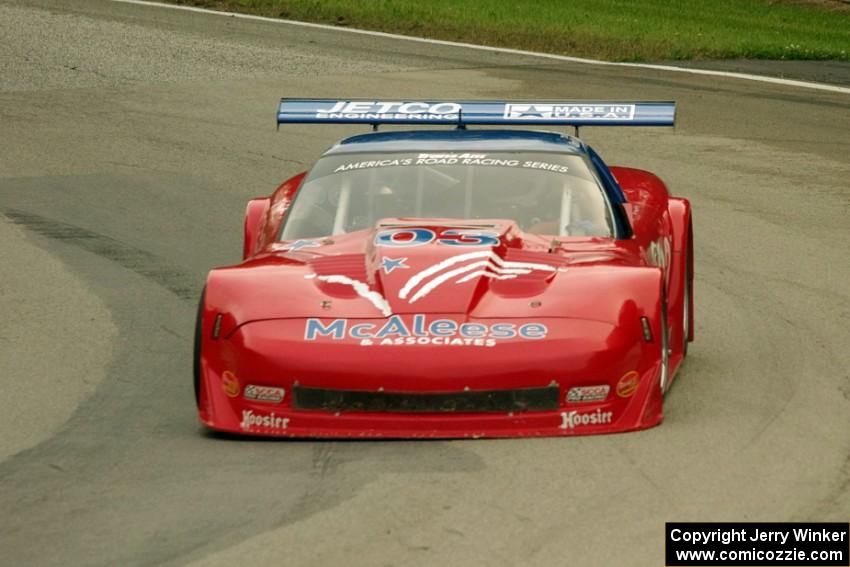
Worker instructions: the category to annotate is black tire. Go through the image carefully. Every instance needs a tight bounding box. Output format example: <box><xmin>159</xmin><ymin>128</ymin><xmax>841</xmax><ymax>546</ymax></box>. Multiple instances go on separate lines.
<box><xmin>193</xmin><ymin>286</ymin><xmax>205</xmax><ymax>408</ymax></box>
<box><xmin>682</xmin><ymin>268</ymin><xmax>691</xmax><ymax>357</ymax></box>
<box><xmin>660</xmin><ymin>288</ymin><xmax>670</xmax><ymax>395</ymax></box>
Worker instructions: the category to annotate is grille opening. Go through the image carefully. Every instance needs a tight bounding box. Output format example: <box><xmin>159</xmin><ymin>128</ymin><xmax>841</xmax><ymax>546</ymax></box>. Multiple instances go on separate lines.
<box><xmin>293</xmin><ymin>385</ymin><xmax>559</xmax><ymax>413</ymax></box>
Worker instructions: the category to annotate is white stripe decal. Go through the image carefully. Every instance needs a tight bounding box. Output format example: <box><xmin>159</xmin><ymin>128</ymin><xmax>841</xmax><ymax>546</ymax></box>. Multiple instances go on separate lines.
<box><xmin>311</xmin><ymin>274</ymin><xmax>392</xmax><ymax>317</ymax></box>
<box><xmin>398</xmin><ymin>251</ymin><xmax>491</xmax><ymax>299</ymax></box>
<box><xmin>399</xmin><ymin>250</ymin><xmax>558</xmax><ymax>300</ymax></box>
<box><xmin>455</xmin><ymin>270</ymin><xmax>519</xmax><ymax>284</ymax></box>
<box><xmin>408</xmin><ymin>261</ymin><xmax>493</xmax><ymax>304</ymax></box>
<box><xmin>407</xmin><ymin>257</ymin><xmax>557</xmax><ymax>303</ymax></box>
<box><xmin>453</xmin><ymin>265</ymin><xmax>533</xmax><ymax>284</ymax></box>
<box><xmin>493</xmin><ymin>258</ymin><xmax>558</xmax><ymax>272</ymax></box>
<box><xmin>112</xmin><ymin>0</ymin><xmax>850</xmax><ymax>95</ymax></box>
<box><xmin>306</xmin><ymin>254</ymin><xmax>559</xmax><ymax>310</ymax></box>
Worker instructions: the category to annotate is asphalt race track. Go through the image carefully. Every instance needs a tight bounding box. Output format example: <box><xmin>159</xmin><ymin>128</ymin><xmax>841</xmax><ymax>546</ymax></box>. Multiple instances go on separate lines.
<box><xmin>1</xmin><ymin>1</ymin><xmax>849</xmax><ymax>565</ymax></box>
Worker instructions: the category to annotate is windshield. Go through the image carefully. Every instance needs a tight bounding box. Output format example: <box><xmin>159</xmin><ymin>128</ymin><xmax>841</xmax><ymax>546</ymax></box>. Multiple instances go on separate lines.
<box><xmin>280</xmin><ymin>151</ymin><xmax>613</xmax><ymax>240</ymax></box>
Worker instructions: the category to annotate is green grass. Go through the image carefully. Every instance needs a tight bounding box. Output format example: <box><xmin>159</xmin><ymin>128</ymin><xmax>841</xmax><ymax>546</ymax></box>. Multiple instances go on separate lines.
<box><xmin>169</xmin><ymin>0</ymin><xmax>850</xmax><ymax>62</ymax></box>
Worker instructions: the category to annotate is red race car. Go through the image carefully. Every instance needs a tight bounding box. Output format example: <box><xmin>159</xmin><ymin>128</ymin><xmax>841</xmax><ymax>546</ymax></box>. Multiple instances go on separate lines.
<box><xmin>195</xmin><ymin>99</ymin><xmax>693</xmax><ymax>438</ymax></box>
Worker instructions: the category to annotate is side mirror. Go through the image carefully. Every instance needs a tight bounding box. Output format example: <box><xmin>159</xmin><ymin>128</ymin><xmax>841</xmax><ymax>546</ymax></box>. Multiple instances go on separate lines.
<box><xmin>609</xmin><ymin>166</ymin><xmax>669</xmax><ymax>204</ymax></box>
<box><xmin>243</xmin><ymin>198</ymin><xmax>271</xmax><ymax>260</ymax></box>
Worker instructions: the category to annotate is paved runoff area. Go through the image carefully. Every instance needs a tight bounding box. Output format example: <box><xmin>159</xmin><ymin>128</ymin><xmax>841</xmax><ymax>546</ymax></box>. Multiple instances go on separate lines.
<box><xmin>0</xmin><ymin>1</ymin><xmax>848</xmax><ymax>565</ymax></box>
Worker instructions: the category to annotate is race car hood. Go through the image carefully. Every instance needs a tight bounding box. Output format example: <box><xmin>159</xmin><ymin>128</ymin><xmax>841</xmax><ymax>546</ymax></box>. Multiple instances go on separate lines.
<box><xmin>205</xmin><ymin>219</ymin><xmax>659</xmax><ymax>337</ymax></box>
<box><xmin>311</xmin><ymin>220</ymin><xmax>569</xmax><ymax>316</ymax></box>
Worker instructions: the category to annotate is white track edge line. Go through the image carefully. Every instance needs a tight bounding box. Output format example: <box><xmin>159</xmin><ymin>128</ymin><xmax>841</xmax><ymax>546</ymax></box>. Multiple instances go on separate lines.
<box><xmin>110</xmin><ymin>0</ymin><xmax>850</xmax><ymax>95</ymax></box>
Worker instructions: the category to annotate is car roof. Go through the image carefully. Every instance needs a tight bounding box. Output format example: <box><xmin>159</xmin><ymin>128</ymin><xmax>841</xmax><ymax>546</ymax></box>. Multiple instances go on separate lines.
<box><xmin>322</xmin><ymin>129</ymin><xmax>588</xmax><ymax>156</ymax></box>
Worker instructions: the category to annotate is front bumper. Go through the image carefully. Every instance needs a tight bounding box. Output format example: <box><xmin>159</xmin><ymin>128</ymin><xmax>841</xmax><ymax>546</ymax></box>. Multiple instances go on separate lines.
<box><xmin>199</xmin><ymin>365</ymin><xmax>665</xmax><ymax>439</ymax></box>
<box><xmin>198</xmin><ymin>316</ymin><xmax>665</xmax><ymax>438</ymax></box>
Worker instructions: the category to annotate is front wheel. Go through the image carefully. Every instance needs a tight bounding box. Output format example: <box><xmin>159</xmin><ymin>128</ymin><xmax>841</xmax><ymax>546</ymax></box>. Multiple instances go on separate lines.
<box><xmin>682</xmin><ymin>266</ymin><xmax>691</xmax><ymax>357</ymax></box>
<box><xmin>193</xmin><ymin>287</ymin><xmax>205</xmax><ymax>408</ymax></box>
<box><xmin>660</xmin><ymin>290</ymin><xmax>670</xmax><ymax>395</ymax></box>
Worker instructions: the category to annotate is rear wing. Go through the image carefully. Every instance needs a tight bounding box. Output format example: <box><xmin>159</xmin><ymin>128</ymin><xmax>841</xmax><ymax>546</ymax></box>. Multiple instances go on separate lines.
<box><xmin>277</xmin><ymin>99</ymin><xmax>675</xmax><ymax>127</ymax></box>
